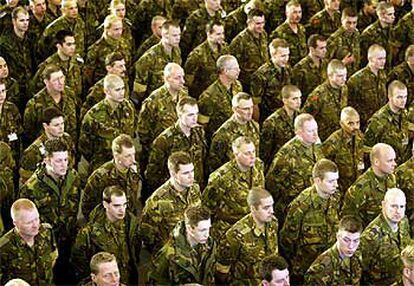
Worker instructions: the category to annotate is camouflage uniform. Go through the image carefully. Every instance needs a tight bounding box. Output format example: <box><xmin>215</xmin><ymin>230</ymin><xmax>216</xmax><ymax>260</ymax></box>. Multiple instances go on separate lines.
<box><xmin>364</xmin><ymin>104</ymin><xmax>411</xmax><ymax>164</ymax></box>
<box><xmin>145</xmin><ymin>123</ymin><xmax>207</xmax><ymax>191</ymax></box>
<box><xmin>305</xmin><ymin>244</ymin><xmax>363</xmax><ymax>286</ymax></box>
<box><xmin>184</xmin><ymin>40</ymin><xmax>229</xmax><ymax>99</ymax></box>
<box><xmin>229</xmin><ymin>28</ymin><xmax>269</xmax><ymax>89</ymax></box>
<box><xmin>0</xmin><ymin>141</ymin><xmax>15</xmax><ymax>230</ymax></box>
<box><xmin>197</xmin><ymin>79</ymin><xmax>243</xmax><ymax>139</ymax></box>
<box><xmin>19</xmin><ymin>133</ymin><xmax>76</xmax><ymax>184</ymax></box>
<box><xmin>40</xmin><ymin>15</ymin><xmax>85</xmax><ymax>60</ymax></box>
<box><xmin>2</xmin><ymin>76</ymin><xmax>20</xmax><ymax>108</ymax></box>
<box><xmin>140</xmin><ymin>180</ymin><xmax>201</xmax><ymax>253</ymax></box>
<box><xmin>83</xmin><ymin>0</ymin><xmax>109</xmax><ymax>46</ymax></box>
<box><xmin>260</xmin><ymin>108</ymin><xmax>297</xmax><ymax>169</ymax></box>
<box><xmin>301</xmin><ymin>0</ymin><xmax>325</xmax><ymax>23</ymax></box>
<box><xmin>346</xmin><ymin>66</ymin><xmax>388</xmax><ymax>129</ymax></box>
<box><xmin>266</xmin><ymin>137</ymin><xmax>324</xmax><ymax>220</ymax></box>
<box><xmin>0</xmin><ymin>223</ymin><xmax>58</xmax><ymax>285</ymax></box>
<box><xmin>79</xmin><ymin>98</ymin><xmax>136</xmax><ymax>171</ymax></box>
<box><xmin>327</xmin><ymin>26</ymin><xmax>361</xmax><ymax>75</ymax></box>
<box><xmin>135</xmin><ymin>34</ymin><xmax>160</xmax><ymax>61</ymax></box>
<box><xmin>392</xmin><ymin>11</ymin><xmax>414</xmax><ymax>63</ymax></box>
<box><xmin>292</xmin><ymin>55</ymin><xmax>328</xmax><ymax>100</ymax></box>
<box><xmin>357</xmin><ymin>10</ymin><xmax>376</xmax><ymax>32</ymax></box>
<box><xmin>23</xmin><ymin>87</ymin><xmax>78</xmax><ymax>143</ymax></box>
<box><xmin>270</xmin><ymin>21</ymin><xmax>307</xmax><ymax>66</ymax></box>
<box><xmin>71</xmin><ymin>207</ymin><xmax>140</xmax><ymax>284</ymax></box>
<box><xmin>360</xmin><ymin>213</ymin><xmax>412</xmax><ymax>285</ymax></box>
<box><xmin>29</xmin><ymin>52</ymin><xmax>84</xmax><ymax>99</ymax></box>
<box><xmin>149</xmin><ymin>220</ymin><xmax>217</xmax><ymax>285</ymax></box>
<box><xmin>224</xmin><ymin>5</ymin><xmax>248</xmax><ymax>42</ymax></box>
<box><xmin>202</xmin><ymin>159</ymin><xmax>265</xmax><ymax>239</ymax></box>
<box><xmin>321</xmin><ymin>129</ymin><xmax>366</xmax><ymax>195</ymax></box>
<box><xmin>216</xmin><ymin>213</ymin><xmax>279</xmax><ymax>285</ymax></box>
<box><xmin>29</xmin><ymin>11</ymin><xmax>54</xmax><ymax>65</ymax></box>
<box><xmin>133</xmin><ymin>42</ymin><xmax>181</xmax><ymax>103</ymax></box>
<box><xmin>84</xmin><ymin>36</ymin><xmax>131</xmax><ymax>89</ymax></box>
<box><xmin>0</xmin><ymin>101</ymin><xmax>23</xmax><ymax>161</ymax></box>
<box><xmin>342</xmin><ymin>168</ymin><xmax>397</xmax><ymax>227</ymax></box>
<box><xmin>82</xmin><ymin>160</ymin><xmax>142</xmax><ymax>217</ymax></box>
<box><xmin>396</xmin><ymin>156</ymin><xmax>414</xmax><ymax>235</ymax></box>
<box><xmin>307</xmin><ymin>9</ymin><xmax>341</xmax><ymax>37</ymax></box>
<box><xmin>171</xmin><ymin>0</ymin><xmax>203</xmax><ymax>26</ymax></box>
<box><xmin>207</xmin><ymin>115</ymin><xmax>260</xmax><ymax>174</ymax></box>
<box><xmin>302</xmin><ymin>80</ymin><xmax>348</xmax><ymax>141</ymax></box>
<box><xmin>280</xmin><ymin>185</ymin><xmax>341</xmax><ymax>279</ymax></box>
<box><xmin>388</xmin><ymin>61</ymin><xmax>414</xmax><ymax>106</ymax></box>
<box><xmin>250</xmin><ymin>62</ymin><xmax>292</xmax><ymax>121</ymax></box>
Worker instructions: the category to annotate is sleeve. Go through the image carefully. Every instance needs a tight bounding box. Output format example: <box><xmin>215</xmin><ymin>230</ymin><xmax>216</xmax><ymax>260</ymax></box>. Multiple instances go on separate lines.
<box><xmin>71</xmin><ymin>226</ymin><xmax>94</xmax><ymax>281</ymax></box>
<box><xmin>249</xmin><ymin>68</ymin><xmax>265</xmax><ymax>105</ymax></box>
<box><xmin>133</xmin><ymin>55</ymin><xmax>151</xmax><ymax>102</ymax></box>
<box><xmin>341</xmin><ymin>184</ymin><xmax>365</xmax><ymax>223</ymax></box>
<box><xmin>363</xmin><ymin>117</ymin><xmax>382</xmax><ymax>147</ymax></box>
<box><xmin>145</xmin><ymin>134</ymin><xmax>169</xmax><ymax>192</ymax></box>
<box><xmin>207</xmin><ymin>132</ymin><xmax>230</xmax><ymax>174</ymax></box>
<box><xmin>302</xmin><ymin>89</ymin><xmax>321</xmax><ymax>116</ymax></box>
<box><xmin>279</xmin><ymin>201</ymin><xmax>303</xmax><ymax>260</ymax></box>
<box><xmin>202</xmin><ymin>174</ymin><xmax>225</xmax><ymax>219</ymax></box>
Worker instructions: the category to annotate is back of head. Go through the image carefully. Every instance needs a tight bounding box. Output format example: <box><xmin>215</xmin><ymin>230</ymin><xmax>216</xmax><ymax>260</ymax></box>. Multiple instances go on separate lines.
<box><xmin>312</xmin><ymin>158</ymin><xmax>338</xmax><ymax>180</ymax></box>
<box><xmin>184</xmin><ymin>205</ymin><xmax>211</xmax><ymax>228</ymax></box>
<box><xmin>338</xmin><ymin>215</ymin><xmax>363</xmax><ymax>233</ymax></box>
<box><xmin>90</xmin><ymin>252</ymin><xmax>117</xmax><ymax>275</ymax></box>
<box><xmin>11</xmin><ymin>198</ymin><xmax>37</xmax><ymax>221</ymax></box>
<box><xmin>4</xmin><ymin>279</ymin><xmax>31</xmax><ymax>286</ymax></box>
<box><xmin>247</xmin><ymin>187</ymin><xmax>271</xmax><ymax>208</ymax></box>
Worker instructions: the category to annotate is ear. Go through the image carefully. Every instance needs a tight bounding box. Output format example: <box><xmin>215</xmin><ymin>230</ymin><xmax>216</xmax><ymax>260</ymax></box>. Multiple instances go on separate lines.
<box><xmin>91</xmin><ymin>273</ymin><xmax>97</xmax><ymax>283</ymax></box>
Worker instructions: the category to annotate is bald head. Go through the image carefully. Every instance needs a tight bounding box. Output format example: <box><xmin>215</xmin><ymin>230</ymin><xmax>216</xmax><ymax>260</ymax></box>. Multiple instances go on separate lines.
<box><xmin>370</xmin><ymin>143</ymin><xmax>397</xmax><ymax>176</ymax></box>
<box><xmin>382</xmin><ymin>188</ymin><xmax>406</xmax><ymax>224</ymax></box>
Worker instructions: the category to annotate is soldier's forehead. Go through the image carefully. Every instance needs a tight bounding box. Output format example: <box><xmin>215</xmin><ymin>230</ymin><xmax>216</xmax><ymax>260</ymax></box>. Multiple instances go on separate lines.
<box><xmin>0</xmin><ymin>57</ymin><xmax>6</xmax><ymax>65</ymax></box>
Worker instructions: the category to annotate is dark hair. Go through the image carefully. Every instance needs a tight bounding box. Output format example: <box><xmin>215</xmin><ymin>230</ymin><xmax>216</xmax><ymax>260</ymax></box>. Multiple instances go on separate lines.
<box><xmin>260</xmin><ymin>255</ymin><xmax>289</xmax><ymax>282</ymax></box>
<box><xmin>44</xmin><ymin>138</ymin><xmax>68</xmax><ymax>156</ymax></box>
<box><xmin>338</xmin><ymin>215</ymin><xmax>363</xmax><ymax>233</ymax></box>
<box><xmin>206</xmin><ymin>19</ymin><xmax>224</xmax><ymax>34</ymax></box>
<box><xmin>103</xmin><ymin>185</ymin><xmax>125</xmax><ymax>203</ymax></box>
<box><xmin>307</xmin><ymin>34</ymin><xmax>327</xmax><ymax>48</ymax></box>
<box><xmin>247</xmin><ymin>8</ymin><xmax>265</xmax><ymax>20</ymax></box>
<box><xmin>42</xmin><ymin>107</ymin><xmax>64</xmax><ymax>124</ymax></box>
<box><xmin>55</xmin><ymin>29</ymin><xmax>75</xmax><ymax>46</ymax></box>
<box><xmin>184</xmin><ymin>205</ymin><xmax>211</xmax><ymax>227</ymax></box>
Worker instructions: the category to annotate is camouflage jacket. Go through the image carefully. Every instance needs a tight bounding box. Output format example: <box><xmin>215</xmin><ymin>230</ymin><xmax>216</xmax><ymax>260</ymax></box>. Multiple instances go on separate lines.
<box><xmin>0</xmin><ymin>141</ymin><xmax>15</xmax><ymax>211</ymax></box>
<box><xmin>395</xmin><ymin>157</ymin><xmax>414</xmax><ymax>235</ymax></box>
<box><xmin>393</xmin><ymin>11</ymin><xmax>414</xmax><ymax>60</ymax></box>
<box><xmin>388</xmin><ymin>61</ymin><xmax>414</xmax><ymax>106</ymax></box>
<box><xmin>307</xmin><ymin>9</ymin><xmax>341</xmax><ymax>37</ymax></box>
<box><xmin>171</xmin><ymin>0</ymin><xmax>203</xmax><ymax>26</ymax></box>
<box><xmin>224</xmin><ymin>5</ymin><xmax>247</xmax><ymax>42</ymax></box>
<box><xmin>342</xmin><ymin>168</ymin><xmax>397</xmax><ymax>227</ymax></box>
<box><xmin>0</xmin><ymin>101</ymin><xmax>23</xmax><ymax>158</ymax></box>
<box><xmin>2</xmin><ymin>76</ymin><xmax>20</xmax><ymax>107</ymax></box>
<box><xmin>135</xmin><ymin>34</ymin><xmax>160</xmax><ymax>61</ymax></box>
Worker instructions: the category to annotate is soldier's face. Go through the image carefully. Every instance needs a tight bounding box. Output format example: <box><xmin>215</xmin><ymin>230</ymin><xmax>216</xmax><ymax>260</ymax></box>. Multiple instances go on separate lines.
<box><xmin>12</xmin><ymin>12</ymin><xmax>29</xmax><ymax>33</ymax></box>
<box><xmin>329</xmin><ymin>69</ymin><xmax>347</xmax><ymax>88</ymax></box>
<box><xmin>173</xmin><ymin>163</ymin><xmax>195</xmax><ymax>188</ymax></box>
<box><xmin>389</xmin><ymin>87</ymin><xmax>407</xmax><ymax>111</ymax></box>
<box><xmin>252</xmin><ymin>196</ymin><xmax>274</xmax><ymax>224</ymax></box>
<box><xmin>152</xmin><ymin>19</ymin><xmax>165</xmax><ymax>38</ymax></box>
<box><xmin>114</xmin><ymin>146</ymin><xmax>136</xmax><ymax>170</ymax></box>
<box><xmin>374</xmin><ymin>147</ymin><xmax>397</xmax><ymax>175</ymax></box>
<box><xmin>58</xmin><ymin>36</ymin><xmax>76</xmax><ymax>57</ymax></box>
<box><xmin>208</xmin><ymin>25</ymin><xmax>225</xmax><ymax>46</ymax></box>
<box><xmin>104</xmin><ymin>194</ymin><xmax>127</xmax><ymax>222</ymax></box>
<box><xmin>106</xmin><ymin>82</ymin><xmax>125</xmax><ymax>103</ymax></box>
<box><xmin>7</xmin><ymin>0</ymin><xmax>19</xmax><ymax>7</ymax></box>
<box><xmin>234</xmin><ymin>98</ymin><xmax>254</xmax><ymax>122</ymax></box>
<box><xmin>235</xmin><ymin>142</ymin><xmax>256</xmax><ymax>169</ymax></box>
<box><xmin>382</xmin><ymin>193</ymin><xmax>406</xmax><ymax>224</ymax></box>
<box><xmin>369</xmin><ymin>50</ymin><xmax>386</xmax><ymax>70</ymax></box>
<box><xmin>327</xmin><ymin>0</ymin><xmax>340</xmax><ymax>11</ymax></box>
<box><xmin>264</xmin><ymin>268</ymin><xmax>290</xmax><ymax>286</ymax></box>
<box><xmin>46</xmin><ymin>151</ymin><xmax>69</xmax><ymax>177</ymax></box>
<box><xmin>166</xmin><ymin>67</ymin><xmax>185</xmax><ymax>91</ymax></box>
<box><xmin>297</xmin><ymin>119</ymin><xmax>319</xmax><ymax>145</ymax></box>
<box><xmin>0</xmin><ymin>58</ymin><xmax>9</xmax><ymax>78</ymax></box>
<box><xmin>30</xmin><ymin>0</ymin><xmax>47</xmax><ymax>16</ymax></box>
<box><xmin>312</xmin><ymin>40</ymin><xmax>328</xmax><ymax>59</ymax></box>
<box><xmin>112</xmin><ymin>4</ymin><xmax>125</xmax><ymax>19</ymax></box>
<box><xmin>164</xmin><ymin>26</ymin><xmax>181</xmax><ymax>48</ymax></box>
<box><xmin>107</xmin><ymin>20</ymin><xmax>123</xmax><ymax>40</ymax></box>
<box><xmin>0</xmin><ymin>84</ymin><xmax>7</xmax><ymax>105</ymax></box>
<box><xmin>286</xmin><ymin>5</ymin><xmax>302</xmax><ymax>24</ymax></box>
<box><xmin>337</xmin><ymin>230</ymin><xmax>361</xmax><ymax>258</ymax></box>
<box><xmin>43</xmin><ymin>116</ymin><xmax>65</xmax><ymax>138</ymax></box>
<box><xmin>14</xmin><ymin>209</ymin><xmax>40</xmax><ymax>238</ymax></box>
<box><xmin>315</xmin><ymin>171</ymin><xmax>339</xmax><ymax>197</ymax></box>
<box><xmin>107</xmin><ymin>60</ymin><xmax>126</xmax><ymax>78</ymax></box>
<box><xmin>283</xmin><ymin>91</ymin><xmax>302</xmax><ymax>111</ymax></box>
<box><xmin>179</xmin><ymin>104</ymin><xmax>199</xmax><ymax>129</ymax></box>
<box><xmin>63</xmin><ymin>2</ymin><xmax>78</xmax><ymax>19</ymax></box>
<box><xmin>224</xmin><ymin>59</ymin><xmax>240</xmax><ymax>81</ymax></box>
<box><xmin>187</xmin><ymin>219</ymin><xmax>211</xmax><ymax>244</ymax></box>
<box><xmin>248</xmin><ymin>16</ymin><xmax>265</xmax><ymax>35</ymax></box>
<box><xmin>45</xmin><ymin>71</ymin><xmax>65</xmax><ymax>93</ymax></box>
<box><xmin>380</xmin><ymin>7</ymin><xmax>395</xmax><ymax>25</ymax></box>
<box><xmin>340</xmin><ymin>114</ymin><xmax>360</xmax><ymax>135</ymax></box>
<box><xmin>271</xmin><ymin>47</ymin><xmax>290</xmax><ymax>68</ymax></box>
<box><xmin>92</xmin><ymin>261</ymin><xmax>120</xmax><ymax>286</ymax></box>
<box><xmin>205</xmin><ymin>0</ymin><xmax>221</xmax><ymax>12</ymax></box>
<box><xmin>342</xmin><ymin>16</ymin><xmax>358</xmax><ymax>33</ymax></box>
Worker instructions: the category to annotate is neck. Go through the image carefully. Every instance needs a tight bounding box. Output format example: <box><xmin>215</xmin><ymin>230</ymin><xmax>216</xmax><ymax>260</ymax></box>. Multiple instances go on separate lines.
<box><xmin>252</xmin><ymin>213</ymin><xmax>265</xmax><ymax>229</ymax></box>
<box><xmin>383</xmin><ymin>212</ymin><xmax>399</xmax><ymax>232</ymax></box>
<box><xmin>161</xmin><ymin>41</ymin><xmax>173</xmax><ymax>54</ymax></box>
<box><xmin>372</xmin><ymin>166</ymin><xmax>386</xmax><ymax>178</ymax></box>
<box><xmin>309</xmin><ymin>53</ymin><xmax>321</xmax><ymax>66</ymax></box>
<box><xmin>336</xmin><ymin>242</ymin><xmax>347</xmax><ymax>259</ymax></box>
<box><xmin>298</xmin><ymin>135</ymin><xmax>313</xmax><ymax>147</ymax></box>
<box><xmin>186</xmin><ymin>232</ymin><xmax>198</xmax><ymax>248</ymax></box>
<box><xmin>233</xmin><ymin>114</ymin><xmax>248</xmax><ymax>125</ymax></box>
<box><xmin>57</xmin><ymin>49</ymin><xmax>70</xmax><ymax>61</ymax></box>
<box><xmin>46</xmin><ymin>167</ymin><xmax>62</xmax><ymax>181</ymax></box>
<box><xmin>171</xmin><ymin>177</ymin><xmax>186</xmax><ymax>193</ymax></box>
<box><xmin>49</xmin><ymin>3</ymin><xmax>58</xmax><ymax>12</ymax></box>
<box><xmin>236</xmin><ymin>160</ymin><xmax>251</xmax><ymax>172</ymax></box>
<box><xmin>315</xmin><ymin>184</ymin><xmax>330</xmax><ymax>199</ymax></box>
<box><xmin>13</xmin><ymin>27</ymin><xmax>25</xmax><ymax>39</ymax></box>
<box><xmin>115</xmin><ymin>161</ymin><xmax>128</xmax><ymax>172</ymax></box>
<box><xmin>219</xmin><ymin>74</ymin><xmax>233</xmax><ymax>89</ymax></box>
<box><xmin>379</xmin><ymin>20</ymin><xmax>389</xmax><ymax>28</ymax></box>
<box><xmin>408</xmin><ymin>61</ymin><xmax>414</xmax><ymax>72</ymax></box>
<box><xmin>389</xmin><ymin>102</ymin><xmax>402</xmax><ymax>113</ymax></box>
<box><xmin>18</xmin><ymin>231</ymin><xmax>35</xmax><ymax>246</ymax></box>
<box><xmin>45</xmin><ymin>131</ymin><xmax>59</xmax><ymax>140</ymax></box>
<box><xmin>33</xmin><ymin>12</ymin><xmax>44</xmax><ymax>21</ymax></box>
<box><xmin>106</xmin><ymin>98</ymin><xmax>119</xmax><ymax>110</ymax></box>
<box><xmin>207</xmin><ymin>39</ymin><xmax>219</xmax><ymax>53</ymax></box>
<box><xmin>206</xmin><ymin>6</ymin><xmax>217</xmax><ymax>17</ymax></box>
<box><xmin>48</xmin><ymin>90</ymin><xmax>62</xmax><ymax>102</ymax></box>
<box><xmin>106</xmin><ymin>213</ymin><xmax>120</xmax><ymax>223</ymax></box>
<box><xmin>283</xmin><ymin>105</ymin><xmax>296</xmax><ymax>118</ymax></box>
<box><xmin>368</xmin><ymin>64</ymin><xmax>379</xmax><ymax>75</ymax></box>
<box><xmin>248</xmin><ymin>27</ymin><xmax>260</xmax><ymax>39</ymax></box>
<box><xmin>179</xmin><ymin>120</ymin><xmax>191</xmax><ymax>137</ymax></box>
<box><xmin>166</xmin><ymin>84</ymin><xmax>179</xmax><ymax>98</ymax></box>
<box><xmin>403</xmin><ymin>276</ymin><xmax>414</xmax><ymax>286</ymax></box>
<box><xmin>288</xmin><ymin>21</ymin><xmax>298</xmax><ymax>31</ymax></box>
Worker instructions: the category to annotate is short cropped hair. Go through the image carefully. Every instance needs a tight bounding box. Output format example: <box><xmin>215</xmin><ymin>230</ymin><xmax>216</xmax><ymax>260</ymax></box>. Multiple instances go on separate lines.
<box><xmin>44</xmin><ymin>138</ymin><xmax>68</xmax><ymax>157</ymax></box>
<box><xmin>167</xmin><ymin>151</ymin><xmax>192</xmax><ymax>174</ymax></box>
<box><xmin>42</xmin><ymin>107</ymin><xmax>64</xmax><ymax>124</ymax></box>
<box><xmin>281</xmin><ymin>84</ymin><xmax>301</xmax><ymax>99</ymax></box>
<box><xmin>388</xmin><ymin>80</ymin><xmax>407</xmax><ymax>98</ymax></box>
<box><xmin>340</xmin><ymin>106</ymin><xmax>359</xmax><ymax>122</ymax></box>
<box><xmin>176</xmin><ymin>96</ymin><xmax>197</xmax><ymax>115</ymax></box>
<box><xmin>342</xmin><ymin>7</ymin><xmax>357</xmax><ymax>18</ymax></box>
<box><xmin>307</xmin><ymin>34</ymin><xmax>327</xmax><ymax>48</ymax></box>
<box><xmin>42</xmin><ymin>64</ymin><xmax>62</xmax><ymax>81</ymax></box>
<box><xmin>55</xmin><ymin>29</ymin><xmax>74</xmax><ymax>46</ymax></box>
<box><xmin>370</xmin><ymin>143</ymin><xmax>393</xmax><ymax>164</ymax></box>
<box><xmin>401</xmin><ymin>245</ymin><xmax>414</xmax><ymax>267</ymax></box>
<box><xmin>247</xmin><ymin>187</ymin><xmax>272</xmax><ymax>208</ymax></box>
<box><xmin>11</xmin><ymin>198</ymin><xmax>37</xmax><ymax>221</ymax></box>
<box><xmin>151</xmin><ymin>15</ymin><xmax>166</xmax><ymax>27</ymax></box>
<box><xmin>294</xmin><ymin>113</ymin><xmax>315</xmax><ymax>132</ymax></box>
<box><xmin>269</xmin><ymin>38</ymin><xmax>289</xmax><ymax>50</ymax></box>
<box><xmin>327</xmin><ymin>59</ymin><xmax>346</xmax><ymax>76</ymax></box>
<box><xmin>105</xmin><ymin>52</ymin><xmax>125</xmax><ymax>67</ymax></box>
<box><xmin>338</xmin><ymin>215</ymin><xmax>363</xmax><ymax>233</ymax></box>
<box><xmin>206</xmin><ymin>19</ymin><xmax>224</xmax><ymax>34</ymax></box>
<box><xmin>184</xmin><ymin>205</ymin><xmax>211</xmax><ymax>228</ymax></box>
<box><xmin>104</xmin><ymin>74</ymin><xmax>123</xmax><ymax>90</ymax></box>
<box><xmin>112</xmin><ymin>134</ymin><xmax>134</xmax><ymax>155</ymax></box>
<box><xmin>12</xmin><ymin>6</ymin><xmax>28</xmax><ymax>19</ymax></box>
<box><xmin>232</xmin><ymin>92</ymin><xmax>252</xmax><ymax>108</ymax></box>
<box><xmin>104</xmin><ymin>14</ymin><xmax>122</xmax><ymax>30</ymax></box>
<box><xmin>164</xmin><ymin>62</ymin><xmax>183</xmax><ymax>79</ymax></box>
<box><xmin>4</xmin><ymin>279</ymin><xmax>31</xmax><ymax>286</ymax></box>
<box><xmin>90</xmin><ymin>252</ymin><xmax>117</xmax><ymax>275</ymax></box>
<box><xmin>376</xmin><ymin>1</ymin><xmax>393</xmax><ymax>15</ymax></box>
<box><xmin>216</xmin><ymin>54</ymin><xmax>237</xmax><ymax>74</ymax></box>
<box><xmin>312</xmin><ymin>159</ymin><xmax>338</xmax><ymax>179</ymax></box>
<box><xmin>232</xmin><ymin>136</ymin><xmax>255</xmax><ymax>154</ymax></box>
<box><xmin>161</xmin><ymin>20</ymin><xmax>180</xmax><ymax>32</ymax></box>
<box><xmin>367</xmin><ymin>44</ymin><xmax>385</xmax><ymax>59</ymax></box>
<box><xmin>260</xmin><ymin>255</ymin><xmax>289</xmax><ymax>282</ymax></box>
<box><xmin>247</xmin><ymin>8</ymin><xmax>264</xmax><ymax>20</ymax></box>
<box><xmin>103</xmin><ymin>185</ymin><xmax>125</xmax><ymax>203</ymax></box>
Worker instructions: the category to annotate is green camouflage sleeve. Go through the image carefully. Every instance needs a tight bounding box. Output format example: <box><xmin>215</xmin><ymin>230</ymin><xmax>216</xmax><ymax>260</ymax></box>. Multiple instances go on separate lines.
<box><xmin>133</xmin><ymin>55</ymin><xmax>151</xmax><ymax>101</ymax></box>
<box><xmin>250</xmin><ymin>68</ymin><xmax>266</xmax><ymax>105</ymax></box>
<box><xmin>202</xmin><ymin>173</ymin><xmax>225</xmax><ymax>217</ymax></box>
<box><xmin>280</xmin><ymin>200</ymin><xmax>303</xmax><ymax>259</ymax></box>
<box><xmin>341</xmin><ymin>184</ymin><xmax>364</xmax><ymax>222</ymax></box>
<box><xmin>71</xmin><ymin>226</ymin><xmax>94</xmax><ymax>280</ymax></box>
<box><xmin>207</xmin><ymin>132</ymin><xmax>231</xmax><ymax>174</ymax></box>
<box><xmin>302</xmin><ymin>90</ymin><xmax>322</xmax><ymax>116</ymax></box>
<box><xmin>137</xmin><ymin>99</ymin><xmax>156</xmax><ymax>153</ymax></box>
<box><xmin>364</xmin><ymin>118</ymin><xmax>383</xmax><ymax>147</ymax></box>
<box><xmin>145</xmin><ymin>134</ymin><xmax>169</xmax><ymax>191</ymax></box>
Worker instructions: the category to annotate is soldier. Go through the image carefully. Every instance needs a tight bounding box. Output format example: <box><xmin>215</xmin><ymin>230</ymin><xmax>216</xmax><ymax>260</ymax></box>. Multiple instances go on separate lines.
<box><xmin>84</xmin><ymin>15</ymin><xmax>131</xmax><ymax>89</ymax></box>
<box><xmin>307</xmin><ymin>0</ymin><xmax>341</xmax><ymax>37</ymax></box>
<box><xmin>0</xmin><ymin>7</ymin><xmax>34</xmax><ymax>108</ymax></box>
<box><xmin>229</xmin><ymin>8</ymin><xmax>268</xmax><ymax>90</ymax></box>
<box><xmin>347</xmin><ymin>44</ymin><xmax>388</xmax><ymax>129</ymax></box>
<box><xmin>250</xmin><ymin>38</ymin><xmax>291</xmax><ymax>122</ymax></box>
<box><xmin>20</xmin><ymin>138</ymin><xmax>81</xmax><ymax>284</ymax></box>
<box><xmin>145</xmin><ymin>97</ymin><xmax>207</xmax><ymax>191</ymax></box>
<box><xmin>30</xmin><ymin>29</ymin><xmax>83</xmax><ymax>99</ymax></box>
<box><xmin>0</xmin><ymin>141</ymin><xmax>15</xmax><ymax>231</ymax></box>
<box><xmin>327</xmin><ymin>8</ymin><xmax>361</xmax><ymax>75</ymax></box>
<box><xmin>358</xmin><ymin>0</ymin><xmax>378</xmax><ymax>31</ymax></box>
<box><xmin>45</xmin><ymin>0</ymin><xmax>61</xmax><ymax>21</ymax></box>
<box><xmin>184</xmin><ymin>20</ymin><xmax>228</xmax><ymax>99</ymax></box>
<box><xmin>171</xmin><ymin>0</ymin><xmax>203</xmax><ymax>27</ymax></box>
<box><xmin>292</xmin><ymin>34</ymin><xmax>328</xmax><ymax>100</ymax></box>
<box><xmin>321</xmin><ymin>107</ymin><xmax>366</xmax><ymax>197</ymax></box>
<box><xmin>40</xmin><ymin>0</ymin><xmax>85</xmax><ymax>60</ymax></box>
<box><xmin>82</xmin><ymin>134</ymin><xmax>142</xmax><ymax>218</ymax></box>
<box><xmin>266</xmin><ymin>113</ymin><xmax>323</xmax><ymax>222</ymax></box>
<box><xmin>302</xmin><ymin>59</ymin><xmax>348</xmax><ymax>141</ymax></box>
<box><xmin>198</xmin><ymin>54</ymin><xmax>242</xmax><ymax>140</ymax></box>
<box><xmin>133</xmin><ymin>20</ymin><xmax>182</xmax><ymax>105</ymax></box>
<box><xmin>304</xmin><ymin>215</ymin><xmax>363</xmax><ymax>285</ymax></box>
<box><xmin>396</xmin><ymin>245</ymin><xmax>414</xmax><ymax>286</ymax></box>
<box><xmin>141</xmin><ymin>151</ymin><xmax>201</xmax><ymax>255</ymax></box>
<box><xmin>0</xmin><ymin>198</ymin><xmax>58</xmax><ymax>285</ymax></box>
<box><xmin>270</xmin><ymin>0</ymin><xmax>307</xmax><ymax>66</ymax></box>
<box><xmin>80</xmin><ymin>252</ymin><xmax>123</xmax><ymax>286</ymax></box>
<box><xmin>137</xmin><ymin>63</ymin><xmax>188</xmax><ymax>166</ymax></box>
<box><xmin>216</xmin><ymin>187</ymin><xmax>278</xmax><ymax>284</ymax></box>
<box><xmin>261</xmin><ymin>85</ymin><xmax>301</xmax><ymax>169</ymax></box>
<box><xmin>81</xmin><ymin>52</ymin><xmax>128</xmax><ymax>118</ymax></box>
<box><xmin>365</xmin><ymin>80</ymin><xmax>411</xmax><ymax>164</ymax></box>
<box><xmin>181</xmin><ymin>0</ymin><xmax>225</xmax><ymax>59</ymax></box>
<box><xmin>360</xmin><ymin>188</ymin><xmax>411</xmax><ymax>285</ymax></box>
<box><xmin>360</xmin><ymin>1</ymin><xmax>396</xmax><ymax>67</ymax></box>
<box><xmin>207</xmin><ymin>92</ymin><xmax>260</xmax><ymax>174</ymax></box>
<box><xmin>23</xmin><ymin>64</ymin><xmax>78</xmax><ymax>143</ymax></box>
<box><xmin>28</xmin><ymin>0</ymin><xmax>52</xmax><ymax>63</ymax></box>
<box><xmin>224</xmin><ymin>0</ymin><xmax>260</xmax><ymax>42</ymax></box>
<box><xmin>20</xmin><ymin>107</ymin><xmax>75</xmax><ymax>184</ymax></box>
<box><xmin>107</xmin><ymin>0</ymin><xmax>134</xmax><ymax>51</ymax></box>
<box><xmin>79</xmin><ymin>74</ymin><xmax>136</xmax><ymax>171</ymax></box>
<box><xmin>135</xmin><ymin>15</ymin><xmax>165</xmax><ymax>60</ymax></box>
<box><xmin>203</xmin><ymin>136</ymin><xmax>265</xmax><ymax>239</ymax></box>
<box><xmin>280</xmin><ymin>159</ymin><xmax>341</xmax><ymax>284</ymax></box>
<box><xmin>0</xmin><ymin>0</ymin><xmax>20</xmax><ymax>35</ymax></box>
<box><xmin>150</xmin><ymin>205</ymin><xmax>216</xmax><ymax>284</ymax></box>
<box><xmin>0</xmin><ymin>57</ymin><xmax>20</xmax><ymax>108</ymax></box>
<box><xmin>4</xmin><ymin>279</ymin><xmax>30</xmax><ymax>286</ymax></box>
<box><xmin>389</xmin><ymin>45</ymin><xmax>414</xmax><ymax>106</ymax></box>
<box><xmin>342</xmin><ymin>143</ymin><xmax>398</xmax><ymax>227</ymax></box>
<box><xmin>72</xmin><ymin>187</ymin><xmax>140</xmax><ymax>284</ymax></box>
<box><xmin>259</xmin><ymin>255</ymin><xmax>290</xmax><ymax>286</ymax></box>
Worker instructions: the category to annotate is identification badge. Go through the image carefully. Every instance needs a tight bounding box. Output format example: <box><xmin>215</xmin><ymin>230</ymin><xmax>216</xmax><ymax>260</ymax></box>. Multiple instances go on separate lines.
<box><xmin>357</xmin><ymin>161</ymin><xmax>365</xmax><ymax>170</ymax></box>
<box><xmin>7</xmin><ymin>132</ymin><xmax>17</xmax><ymax>141</ymax></box>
